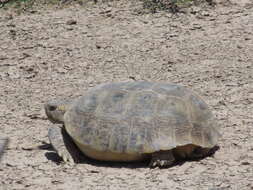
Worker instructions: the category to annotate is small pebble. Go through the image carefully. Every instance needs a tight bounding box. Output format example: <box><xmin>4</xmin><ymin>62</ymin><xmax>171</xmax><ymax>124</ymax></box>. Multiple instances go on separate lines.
<box><xmin>66</xmin><ymin>19</ymin><xmax>77</xmax><ymax>25</ymax></box>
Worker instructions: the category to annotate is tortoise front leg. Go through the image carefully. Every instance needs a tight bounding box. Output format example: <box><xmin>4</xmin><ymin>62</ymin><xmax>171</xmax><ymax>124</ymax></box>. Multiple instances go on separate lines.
<box><xmin>149</xmin><ymin>150</ymin><xmax>176</xmax><ymax>168</ymax></box>
<box><xmin>48</xmin><ymin>125</ymin><xmax>80</xmax><ymax>163</ymax></box>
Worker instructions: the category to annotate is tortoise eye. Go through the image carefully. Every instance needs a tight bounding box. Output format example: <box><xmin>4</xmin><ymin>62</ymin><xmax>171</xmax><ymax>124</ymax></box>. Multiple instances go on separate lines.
<box><xmin>49</xmin><ymin>105</ymin><xmax>57</xmax><ymax>111</ymax></box>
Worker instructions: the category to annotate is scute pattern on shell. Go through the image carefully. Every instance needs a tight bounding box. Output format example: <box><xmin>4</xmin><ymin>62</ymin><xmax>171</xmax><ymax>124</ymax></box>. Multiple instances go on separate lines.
<box><xmin>64</xmin><ymin>81</ymin><xmax>220</xmax><ymax>154</ymax></box>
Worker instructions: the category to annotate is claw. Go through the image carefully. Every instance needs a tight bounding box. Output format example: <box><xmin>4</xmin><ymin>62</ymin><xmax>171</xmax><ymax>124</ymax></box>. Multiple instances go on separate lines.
<box><xmin>160</xmin><ymin>160</ymin><xmax>165</xmax><ymax>166</ymax></box>
<box><xmin>58</xmin><ymin>151</ymin><xmax>74</xmax><ymax>163</ymax></box>
<box><xmin>149</xmin><ymin>159</ymin><xmax>159</xmax><ymax>168</ymax></box>
<box><xmin>67</xmin><ymin>156</ymin><xmax>75</xmax><ymax>164</ymax></box>
<box><xmin>149</xmin><ymin>158</ymin><xmax>174</xmax><ymax>168</ymax></box>
<box><xmin>62</xmin><ymin>155</ymin><xmax>68</xmax><ymax>162</ymax></box>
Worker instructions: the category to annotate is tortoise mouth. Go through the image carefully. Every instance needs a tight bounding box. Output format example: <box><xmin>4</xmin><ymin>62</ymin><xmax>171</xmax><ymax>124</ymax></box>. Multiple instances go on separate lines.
<box><xmin>44</xmin><ymin>105</ymin><xmax>65</xmax><ymax>124</ymax></box>
<box><xmin>47</xmin><ymin>116</ymin><xmax>57</xmax><ymax>124</ymax></box>
<box><xmin>46</xmin><ymin>113</ymin><xmax>64</xmax><ymax>124</ymax></box>
<box><xmin>45</xmin><ymin>111</ymin><xmax>56</xmax><ymax>124</ymax></box>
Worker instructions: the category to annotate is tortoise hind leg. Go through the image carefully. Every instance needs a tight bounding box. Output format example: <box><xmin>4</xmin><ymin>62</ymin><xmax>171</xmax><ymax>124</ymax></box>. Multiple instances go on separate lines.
<box><xmin>48</xmin><ymin>125</ymin><xmax>80</xmax><ymax>163</ymax></box>
<box><xmin>149</xmin><ymin>150</ymin><xmax>176</xmax><ymax>168</ymax></box>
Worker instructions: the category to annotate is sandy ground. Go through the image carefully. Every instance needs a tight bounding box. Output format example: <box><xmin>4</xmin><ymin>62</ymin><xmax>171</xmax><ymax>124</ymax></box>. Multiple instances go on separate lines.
<box><xmin>0</xmin><ymin>0</ymin><xmax>252</xmax><ymax>189</ymax></box>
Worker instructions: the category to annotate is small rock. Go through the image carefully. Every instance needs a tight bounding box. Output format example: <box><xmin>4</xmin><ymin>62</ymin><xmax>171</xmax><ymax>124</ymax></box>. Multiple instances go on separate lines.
<box><xmin>99</xmin><ymin>9</ymin><xmax>111</xmax><ymax>15</ymax></box>
<box><xmin>241</xmin><ymin>161</ymin><xmax>250</xmax><ymax>165</ymax></box>
<box><xmin>96</xmin><ymin>44</ymin><xmax>102</xmax><ymax>49</ymax></box>
<box><xmin>89</xmin><ymin>170</ymin><xmax>100</xmax><ymax>173</ymax></box>
<box><xmin>66</xmin><ymin>19</ymin><xmax>77</xmax><ymax>25</ymax></box>
<box><xmin>19</xmin><ymin>53</ymin><xmax>31</xmax><ymax>60</ymax></box>
<box><xmin>29</xmin><ymin>10</ymin><xmax>37</xmax><ymax>14</ymax></box>
<box><xmin>190</xmin><ymin>7</ymin><xmax>201</xmax><ymax>14</ymax></box>
<box><xmin>9</xmin><ymin>29</ymin><xmax>16</xmax><ymax>37</ymax></box>
<box><xmin>202</xmin><ymin>11</ymin><xmax>210</xmax><ymax>16</ymax></box>
<box><xmin>5</xmin><ymin>14</ymin><xmax>13</xmax><ymax>20</ymax></box>
<box><xmin>51</xmin><ymin>180</ymin><xmax>63</xmax><ymax>184</ymax></box>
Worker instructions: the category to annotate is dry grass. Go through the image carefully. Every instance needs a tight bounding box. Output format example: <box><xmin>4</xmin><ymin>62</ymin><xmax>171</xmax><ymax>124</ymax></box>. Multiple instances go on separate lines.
<box><xmin>0</xmin><ymin>0</ymin><xmax>215</xmax><ymax>14</ymax></box>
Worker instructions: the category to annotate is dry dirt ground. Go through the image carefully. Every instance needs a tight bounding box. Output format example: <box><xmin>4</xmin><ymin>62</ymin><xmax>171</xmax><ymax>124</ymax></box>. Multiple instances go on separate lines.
<box><xmin>0</xmin><ymin>0</ymin><xmax>252</xmax><ymax>189</ymax></box>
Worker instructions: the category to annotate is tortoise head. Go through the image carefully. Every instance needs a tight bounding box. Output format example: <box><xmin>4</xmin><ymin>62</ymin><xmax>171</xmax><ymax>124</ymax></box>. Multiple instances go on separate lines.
<box><xmin>44</xmin><ymin>99</ymin><xmax>74</xmax><ymax>124</ymax></box>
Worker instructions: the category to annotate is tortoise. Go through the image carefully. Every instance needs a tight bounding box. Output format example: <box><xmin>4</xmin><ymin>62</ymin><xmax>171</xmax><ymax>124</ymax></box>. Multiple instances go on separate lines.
<box><xmin>44</xmin><ymin>81</ymin><xmax>220</xmax><ymax>167</ymax></box>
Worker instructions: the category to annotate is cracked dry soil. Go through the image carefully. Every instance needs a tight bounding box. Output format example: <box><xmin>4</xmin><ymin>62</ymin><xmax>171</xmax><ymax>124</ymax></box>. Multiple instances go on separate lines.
<box><xmin>0</xmin><ymin>0</ymin><xmax>252</xmax><ymax>189</ymax></box>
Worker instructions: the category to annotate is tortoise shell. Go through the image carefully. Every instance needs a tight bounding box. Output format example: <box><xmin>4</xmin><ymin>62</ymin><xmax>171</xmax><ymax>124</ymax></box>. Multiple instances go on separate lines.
<box><xmin>63</xmin><ymin>81</ymin><xmax>220</xmax><ymax>161</ymax></box>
